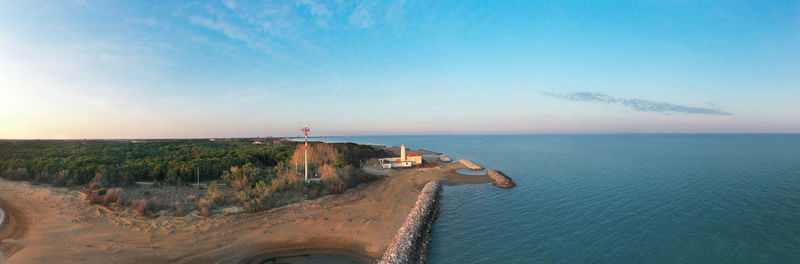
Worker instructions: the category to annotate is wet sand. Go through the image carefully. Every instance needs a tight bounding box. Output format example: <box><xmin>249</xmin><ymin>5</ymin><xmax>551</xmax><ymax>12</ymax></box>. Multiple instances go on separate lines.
<box><xmin>0</xmin><ymin>207</ymin><xmax>5</xmax><ymax>231</ymax></box>
<box><xmin>240</xmin><ymin>248</ymin><xmax>373</xmax><ymax>264</ymax></box>
<box><xmin>0</xmin><ymin>162</ymin><xmax>489</xmax><ymax>263</ymax></box>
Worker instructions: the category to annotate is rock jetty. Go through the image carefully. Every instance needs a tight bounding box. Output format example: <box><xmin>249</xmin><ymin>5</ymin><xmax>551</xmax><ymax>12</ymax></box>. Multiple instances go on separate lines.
<box><xmin>486</xmin><ymin>170</ymin><xmax>515</xmax><ymax>188</ymax></box>
<box><xmin>458</xmin><ymin>159</ymin><xmax>483</xmax><ymax>170</ymax></box>
<box><xmin>380</xmin><ymin>181</ymin><xmax>442</xmax><ymax>264</ymax></box>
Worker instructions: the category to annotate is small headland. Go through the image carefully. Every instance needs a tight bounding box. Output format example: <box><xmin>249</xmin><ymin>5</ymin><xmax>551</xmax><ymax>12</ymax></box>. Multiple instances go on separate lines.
<box><xmin>457</xmin><ymin>159</ymin><xmax>484</xmax><ymax>170</ymax></box>
<box><xmin>380</xmin><ymin>181</ymin><xmax>442</xmax><ymax>264</ymax></box>
<box><xmin>486</xmin><ymin>170</ymin><xmax>515</xmax><ymax>188</ymax></box>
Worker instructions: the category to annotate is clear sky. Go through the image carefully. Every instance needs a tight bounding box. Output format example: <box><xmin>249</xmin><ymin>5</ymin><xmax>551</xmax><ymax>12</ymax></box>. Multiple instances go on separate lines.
<box><xmin>1</xmin><ymin>0</ymin><xmax>798</xmax><ymax>138</ymax></box>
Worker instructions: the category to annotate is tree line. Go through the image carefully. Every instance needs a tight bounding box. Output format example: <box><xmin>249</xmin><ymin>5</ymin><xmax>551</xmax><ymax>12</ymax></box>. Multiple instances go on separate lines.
<box><xmin>0</xmin><ymin>139</ymin><xmax>296</xmax><ymax>186</ymax></box>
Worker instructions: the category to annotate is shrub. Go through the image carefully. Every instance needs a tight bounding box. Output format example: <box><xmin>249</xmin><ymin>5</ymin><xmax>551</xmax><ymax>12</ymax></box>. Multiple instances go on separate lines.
<box><xmin>34</xmin><ymin>172</ymin><xmax>53</xmax><ymax>184</ymax></box>
<box><xmin>172</xmin><ymin>201</ymin><xmax>184</xmax><ymax>217</ymax></box>
<box><xmin>340</xmin><ymin>167</ymin><xmax>379</xmax><ymax>189</ymax></box>
<box><xmin>324</xmin><ymin>177</ymin><xmax>344</xmax><ymax>194</ymax></box>
<box><xmin>270</xmin><ymin>171</ymin><xmax>304</xmax><ymax>193</ymax></box>
<box><xmin>221</xmin><ymin>163</ymin><xmax>265</xmax><ymax>191</ymax></box>
<box><xmin>197</xmin><ymin>198</ymin><xmax>212</xmax><ymax>217</ymax></box>
<box><xmin>1</xmin><ymin>168</ymin><xmax>31</xmax><ymax>181</ymax></box>
<box><xmin>88</xmin><ymin>189</ymin><xmax>104</xmax><ymax>204</ymax></box>
<box><xmin>102</xmin><ymin>188</ymin><xmax>127</xmax><ymax>208</ymax></box>
<box><xmin>206</xmin><ymin>181</ymin><xmax>224</xmax><ymax>205</ymax></box>
<box><xmin>290</xmin><ymin>143</ymin><xmax>341</xmax><ymax>167</ymax></box>
<box><xmin>88</xmin><ymin>181</ymin><xmax>103</xmax><ymax>191</ymax></box>
<box><xmin>132</xmin><ymin>197</ymin><xmax>161</xmax><ymax>217</ymax></box>
<box><xmin>52</xmin><ymin>170</ymin><xmax>72</xmax><ymax>187</ymax></box>
<box><xmin>90</xmin><ymin>173</ymin><xmax>105</xmax><ymax>188</ymax></box>
<box><xmin>319</xmin><ymin>164</ymin><xmax>339</xmax><ymax>180</ymax></box>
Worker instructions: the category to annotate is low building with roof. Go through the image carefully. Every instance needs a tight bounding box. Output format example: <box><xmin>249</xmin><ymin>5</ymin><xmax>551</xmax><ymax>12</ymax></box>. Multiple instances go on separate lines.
<box><xmin>379</xmin><ymin>144</ymin><xmax>423</xmax><ymax>168</ymax></box>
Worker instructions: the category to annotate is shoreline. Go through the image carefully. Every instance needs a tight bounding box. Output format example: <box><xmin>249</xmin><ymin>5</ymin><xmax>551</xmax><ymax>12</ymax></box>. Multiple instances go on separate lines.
<box><xmin>0</xmin><ymin>207</ymin><xmax>5</xmax><ymax>231</ymax></box>
<box><xmin>237</xmin><ymin>248</ymin><xmax>374</xmax><ymax>264</ymax></box>
<box><xmin>0</xmin><ymin>196</ymin><xmax>26</xmax><ymax>260</ymax></box>
<box><xmin>0</xmin><ymin>144</ymin><xmax>503</xmax><ymax>263</ymax></box>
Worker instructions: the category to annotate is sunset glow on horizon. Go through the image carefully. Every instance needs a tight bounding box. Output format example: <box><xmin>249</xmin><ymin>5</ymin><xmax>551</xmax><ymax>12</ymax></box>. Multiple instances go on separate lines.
<box><xmin>1</xmin><ymin>1</ymin><xmax>799</xmax><ymax>139</ymax></box>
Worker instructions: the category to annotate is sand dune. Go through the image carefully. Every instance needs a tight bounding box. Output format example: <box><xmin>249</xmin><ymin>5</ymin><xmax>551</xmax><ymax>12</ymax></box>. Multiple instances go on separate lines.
<box><xmin>0</xmin><ymin>162</ymin><xmax>488</xmax><ymax>263</ymax></box>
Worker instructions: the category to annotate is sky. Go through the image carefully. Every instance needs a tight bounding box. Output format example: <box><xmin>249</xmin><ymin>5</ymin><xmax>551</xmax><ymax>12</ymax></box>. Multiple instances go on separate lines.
<box><xmin>1</xmin><ymin>0</ymin><xmax>799</xmax><ymax>138</ymax></box>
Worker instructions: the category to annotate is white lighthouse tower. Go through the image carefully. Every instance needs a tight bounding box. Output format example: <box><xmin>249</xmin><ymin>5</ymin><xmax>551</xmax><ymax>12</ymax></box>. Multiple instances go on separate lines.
<box><xmin>400</xmin><ymin>143</ymin><xmax>407</xmax><ymax>162</ymax></box>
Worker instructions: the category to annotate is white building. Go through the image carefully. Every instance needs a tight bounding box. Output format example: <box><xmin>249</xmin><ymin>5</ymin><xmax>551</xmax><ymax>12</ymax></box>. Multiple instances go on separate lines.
<box><xmin>379</xmin><ymin>144</ymin><xmax>423</xmax><ymax>169</ymax></box>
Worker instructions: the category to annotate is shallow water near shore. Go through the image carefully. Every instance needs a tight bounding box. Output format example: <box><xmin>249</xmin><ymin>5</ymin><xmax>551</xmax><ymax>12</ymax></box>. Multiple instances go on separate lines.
<box><xmin>318</xmin><ymin>134</ymin><xmax>800</xmax><ymax>263</ymax></box>
<box><xmin>454</xmin><ymin>168</ymin><xmax>485</xmax><ymax>175</ymax></box>
<box><xmin>239</xmin><ymin>249</ymin><xmax>372</xmax><ymax>264</ymax></box>
<box><xmin>258</xmin><ymin>254</ymin><xmax>368</xmax><ymax>264</ymax></box>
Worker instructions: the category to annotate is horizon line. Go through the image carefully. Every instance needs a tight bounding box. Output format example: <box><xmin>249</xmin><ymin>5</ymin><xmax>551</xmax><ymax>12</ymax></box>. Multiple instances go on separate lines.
<box><xmin>2</xmin><ymin>132</ymin><xmax>800</xmax><ymax>141</ymax></box>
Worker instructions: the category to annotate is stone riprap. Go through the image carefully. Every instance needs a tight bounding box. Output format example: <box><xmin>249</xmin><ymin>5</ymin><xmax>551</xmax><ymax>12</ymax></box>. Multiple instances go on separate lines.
<box><xmin>380</xmin><ymin>181</ymin><xmax>442</xmax><ymax>264</ymax></box>
<box><xmin>486</xmin><ymin>170</ymin><xmax>515</xmax><ymax>188</ymax></box>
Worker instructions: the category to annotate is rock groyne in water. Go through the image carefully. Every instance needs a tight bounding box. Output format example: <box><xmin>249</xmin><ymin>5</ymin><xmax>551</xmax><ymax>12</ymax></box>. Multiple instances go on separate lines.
<box><xmin>380</xmin><ymin>181</ymin><xmax>442</xmax><ymax>264</ymax></box>
<box><xmin>486</xmin><ymin>170</ymin><xmax>515</xmax><ymax>188</ymax></box>
<box><xmin>458</xmin><ymin>159</ymin><xmax>484</xmax><ymax>170</ymax></box>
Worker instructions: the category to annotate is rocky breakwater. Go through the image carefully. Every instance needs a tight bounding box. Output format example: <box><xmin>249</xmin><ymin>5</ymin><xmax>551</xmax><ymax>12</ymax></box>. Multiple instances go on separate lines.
<box><xmin>486</xmin><ymin>170</ymin><xmax>515</xmax><ymax>188</ymax></box>
<box><xmin>458</xmin><ymin>159</ymin><xmax>484</xmax><ymax>170</ymax></box>
<box><xmin>380</xmin><ymin>181</ymin><xmax>443</xmax><ymax>264</ymax></box>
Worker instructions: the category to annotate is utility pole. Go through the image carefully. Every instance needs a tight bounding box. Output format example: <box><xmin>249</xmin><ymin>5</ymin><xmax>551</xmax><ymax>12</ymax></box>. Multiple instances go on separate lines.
<box><xmin>196</xmin><ymin>167</ymin><xmax>199</xmax><ymax>188</ymax></box>
<box><xmin>301</xmin><ymin>124</ymin><xmax>310</xmax><ymax>184</ymax></box>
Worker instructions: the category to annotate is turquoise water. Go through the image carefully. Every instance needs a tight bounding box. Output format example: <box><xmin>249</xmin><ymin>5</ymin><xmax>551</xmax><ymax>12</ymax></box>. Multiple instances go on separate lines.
<box><xmin>319</xmin><ymin>135</ymin><xmax>800</xmax><ymax>263</ymax></box>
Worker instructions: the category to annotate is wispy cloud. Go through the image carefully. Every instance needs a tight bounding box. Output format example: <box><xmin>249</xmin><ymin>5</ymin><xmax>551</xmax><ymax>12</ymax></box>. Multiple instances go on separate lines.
<box><xmin>295</xmin><ymin>0</ymin><xmax>330</xmax><ymax>17</ymax></box>
<box><xmin>545</xmin><ymin>92</ymin><xmax>732</xmax><ymax>116</ymax></box>
<box><xmin>189</xmin><ymin>15</ymin><xmax>249</xmax><ymax>42</ymax></box>
<box><xmin>349</xmin><ymin>1</ymin><xmax>375</xmax><ymax>28</ymax></box>
<box><xmin>385</xmin><ymin>0</ymin><xmax>407</xmax><ymax>21</ymax></box>
<box><xmin>222</xmin><ymin>0</ymin><xmax>236</xmax><ymax>10</ymax></box>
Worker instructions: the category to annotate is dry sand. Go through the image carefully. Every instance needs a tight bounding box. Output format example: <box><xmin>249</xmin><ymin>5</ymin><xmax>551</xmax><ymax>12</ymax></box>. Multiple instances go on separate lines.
<box><xmin>0</xmin><ymin>162</ymin><xmax>489</xmax><ymax>264</ymax></box>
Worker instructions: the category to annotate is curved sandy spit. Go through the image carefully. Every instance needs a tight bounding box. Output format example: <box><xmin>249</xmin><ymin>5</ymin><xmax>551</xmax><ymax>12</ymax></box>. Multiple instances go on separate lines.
<box><xmin>0</xmin><ymin>162</ymin><xmax>489</xmax><ymax>263</ymax></box>
<box><xmin>457</xmin><ymin>160</ymin><xmax>484</xmax><ymax>170</ymax></box>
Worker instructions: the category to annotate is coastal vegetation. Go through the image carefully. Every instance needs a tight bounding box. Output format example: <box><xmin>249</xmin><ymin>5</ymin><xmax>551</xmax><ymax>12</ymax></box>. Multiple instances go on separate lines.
<box><xmin>0</xmin><ymin>139</ymin><xmax>391</xmax><ymax>216</ymax></box>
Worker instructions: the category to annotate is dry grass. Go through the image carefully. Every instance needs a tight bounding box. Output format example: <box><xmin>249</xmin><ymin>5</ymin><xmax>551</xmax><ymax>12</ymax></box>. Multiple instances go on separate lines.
<box><xmin>131</xmin><ymin>197</ymin><xmax>162</xmax><ymax>217</ymax></box>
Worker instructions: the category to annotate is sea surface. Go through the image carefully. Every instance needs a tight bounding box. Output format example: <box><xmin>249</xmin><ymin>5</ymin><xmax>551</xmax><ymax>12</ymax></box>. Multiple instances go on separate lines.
<box><xmin>317</xmin><ymin>134</ymin><xmax>800</xmax><ymax>263</ymax></box>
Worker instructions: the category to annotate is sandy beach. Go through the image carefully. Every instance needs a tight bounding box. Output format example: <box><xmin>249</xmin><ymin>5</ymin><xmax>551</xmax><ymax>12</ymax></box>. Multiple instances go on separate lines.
<box><xmin>0</xmin><ymin>161</ymin><xmax>489</xmax><ymax>263</ymax></box>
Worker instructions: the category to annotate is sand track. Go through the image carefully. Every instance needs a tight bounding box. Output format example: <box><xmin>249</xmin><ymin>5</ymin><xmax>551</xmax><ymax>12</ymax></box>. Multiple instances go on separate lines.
<box><xmin>0</xmin><ymin>196</ymin><xmax>27</xmax><ymax>259</ymax></box>
<box><xmin>0</xmin><ymin>162</ymin><xmax>488</xmax><ymax>263</ymax></box>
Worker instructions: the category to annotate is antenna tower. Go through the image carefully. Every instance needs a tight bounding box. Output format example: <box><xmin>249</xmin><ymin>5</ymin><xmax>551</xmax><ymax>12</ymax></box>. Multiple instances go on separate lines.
<box><xmin>301</xmin><ymin>124</ymin><xmax>310</xmax><ymax>183</ymax></box>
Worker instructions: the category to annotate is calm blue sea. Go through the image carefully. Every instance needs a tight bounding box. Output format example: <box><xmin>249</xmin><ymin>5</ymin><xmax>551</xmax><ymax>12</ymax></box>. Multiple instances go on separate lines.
<box><xmin>318</xmin><ymin>135</ymin><xmax>800</xmax><ymax>263</ymax></box>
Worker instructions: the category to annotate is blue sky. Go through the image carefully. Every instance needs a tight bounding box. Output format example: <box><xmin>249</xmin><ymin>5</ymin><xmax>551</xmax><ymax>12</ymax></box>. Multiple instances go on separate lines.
<box><xmin>1</xmin><ymin>0</ymin><xmax>798</xmax><ymax>138</ymax></box>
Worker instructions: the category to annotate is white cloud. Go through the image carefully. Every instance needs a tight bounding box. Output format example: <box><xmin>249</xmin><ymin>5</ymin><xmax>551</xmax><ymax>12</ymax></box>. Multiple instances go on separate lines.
<box><xmin>385</xmin><ymin>0</ymin><xmax>406</xmax><ymax>21</ymax></box>
<box><xmin>189</xmin><ymin>15</ymin><xmax>249</xmax><ymax>42</ymax></box>
<box><xmin>222</xmin><ymin>0</ymin><xmax>236</xmax><ymax>10</ymax></box>
<box><xmin>295</xmin><ymin>0</ymin><xmax>330</xmax><ymax>17</ymax></box>
<box><xmin>349</xmin><ymin>2</ymin><xmax>374</xmax><ymax>28</ymax></box>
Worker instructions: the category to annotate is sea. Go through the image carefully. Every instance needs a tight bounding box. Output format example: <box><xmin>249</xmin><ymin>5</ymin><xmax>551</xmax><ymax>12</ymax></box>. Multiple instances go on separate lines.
<box><xmin>316</xmin><ymin>134</ymin><xmax>800</xmax><ymax>263</ymax></box>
